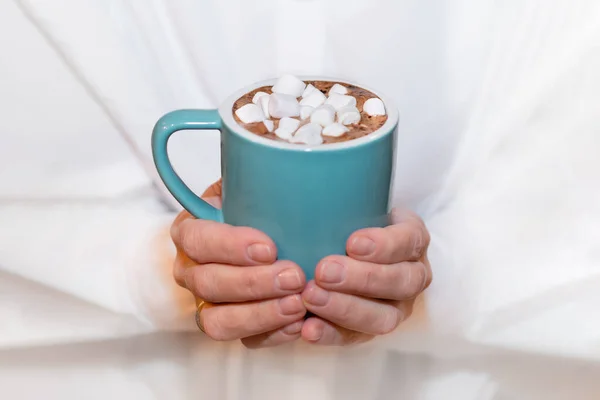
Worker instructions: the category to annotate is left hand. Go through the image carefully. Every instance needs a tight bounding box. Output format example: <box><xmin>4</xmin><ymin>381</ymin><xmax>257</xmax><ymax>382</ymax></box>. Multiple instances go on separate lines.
<box><xmin>301</xmin><ymin>209</ymin><xmax>432</xmax><ymax>345</ymax></box>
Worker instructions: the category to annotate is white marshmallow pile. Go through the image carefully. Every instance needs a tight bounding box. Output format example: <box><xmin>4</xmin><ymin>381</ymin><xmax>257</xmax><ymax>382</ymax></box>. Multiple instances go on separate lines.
<box><xmin>234</xmin><ymin>74</ymin><xmax>387</xmax><ymax>145</ymax></box>
<box><xmin>290</xmin><ymin>123</ymin><xmax>323</xmax><ymax>145</ymax></box>
<box><xmin>310</xmin><ymin>104</ymin><xmax>336</xmax><ymax>127</ymax></box>
<box><xmin>235</xmin><ymin>103</ymin><xmax>265</xmax><ymax>123</ymax></box>
<box><xmin>323</xmin><ymin>123</ymin><xmax>349</xmax><ymax>137</ymax></box>
<box><xmin>363</xmin><ymin>98</ymin><xmax>386</xmax><ymax>116</ymax></box>
<box><xmin>269</xmin><ymin>93</ymin><xmax>300</xmax><ymax>118</ymax></box>
<box><xmin>263</xmin><ymin>119</ymin><xmax>274</xmax><ymax>132</ymax></box>
<box><xmin>300</xmin><ymin>105</ymin><xmax>314</xmax><ymax>120</ymax></box>
<box><xmin>275</xmin><ymin>117</ymin><xmax>300</xmax><ymax>140</ymax></box>
<box><xmin>337</xmin><ymin>106</ymin><xmax>361</xmax><ymax>125</ymax></box>
<box><xmin>300</xmin><ymin>90</ymin><xmax>326</xmax><ymax>108</ymax></box>
<box><xmin>272</xmin><ymin>74</ymin><xmax>306</xmax><ymax>97</ymax></box>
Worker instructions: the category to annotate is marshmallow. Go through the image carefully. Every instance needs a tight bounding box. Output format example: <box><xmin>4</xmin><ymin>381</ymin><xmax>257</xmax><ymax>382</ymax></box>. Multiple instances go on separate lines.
<box><xmin>299</xmin><ymin>90</ymin><xmax>326</xmax><ymax>108</ymax></box>
<box><xmin>322</xmin><ymin>122</ymin><xmax>349</xmax><ymax>137</ymax></box>
<box><xmin>272</xmin><ymin>74</ymin><xmax>306</xmax><ymax>97</ymax></box>
<box><xmin>300</xmin><ymin>105</ymin><xmax>315</xmax><ymax>120</ymax></box>
<box><xmin>363</xmin><ymin>97</ymin><xmax>386</xmax><ymax>116</ymax></box>
<box><xmin>263</xmin><ymin>120</ymin><xmax>274</xmax><ymax>132</ymax></box>
<box><xmin>328</xmin><ymin>83</ymin><xmax>348</xmax><ymax>96</ymax></box>
<box><xmin>302</xmin><ymin>84</ymin><xmax>318</xmax><ymax>98</ymax></box>
<box><xmin>269</xmin><ymin>93</ymin><xmax>300</xmax><ymax>118</ymax></box>
<box><xmin>337</xmin><ymin>106</ymin><xmax>361</xmax><ymax>125</ymax></box>
<box><xmin>275</xmin><ymin>117</ymin><xmax>300</xmax><ymax>140</ymax></box>
<box><xmin>325</xmin><ymin>93</ymin><xmax>357</xmax><ymax>110</ymax></box>
<box><xmin>258</xmin><ymin>95</ymin><xmax>271</xmax><ymax>119</ymax></box>
<box><xmin>252</xmin><ymin>91</ymin><xmax>269</xmax><ymax>104</ymax></box>
<box><xmin>235</xmin><ymin>103</ymin><xmax>265</xmax><ymax>123</ymax></box>
<box><xmin>310</xmin><ymin>104</ymin><xmax>336</xmax><ymax>127</ymax></box>
<box><xmin>290</xmin><ymin>123</ymin><xmax>323</xmax><ymax>145</ymax></box>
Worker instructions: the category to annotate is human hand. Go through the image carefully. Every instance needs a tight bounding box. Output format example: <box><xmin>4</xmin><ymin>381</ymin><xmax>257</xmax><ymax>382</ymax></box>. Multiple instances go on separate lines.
<box><xmin>300</xmin><ymin>209</ymin><xmax>432</xmax><ymax>346</ymax></box>
<box><xmin>171</xmin><ymin>180</ymin><xmax>307</xmax><ymax>348</ymax></box>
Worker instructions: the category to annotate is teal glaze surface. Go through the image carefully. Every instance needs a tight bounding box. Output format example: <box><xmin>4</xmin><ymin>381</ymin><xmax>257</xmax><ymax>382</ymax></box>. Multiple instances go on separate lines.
<box><xmin>152</xmin><ymin>109</ymin><xmax>396</xmax><ymax>281</ymax></box>
<box><xmin>152</xmin><ymin>109</ymin><xmax>223</xmax><ymax>222</ymax></box>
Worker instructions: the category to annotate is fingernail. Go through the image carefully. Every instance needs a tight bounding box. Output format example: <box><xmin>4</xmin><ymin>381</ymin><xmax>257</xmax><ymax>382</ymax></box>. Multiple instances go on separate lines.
<box><xmin>303</xmin><ymin>285</ymin><xmax>329</xmax><ymax>307</ymax></box>
<box><xmin>350</xmin><ymin>236</ymin><xmax>375</xmax><ymax>256</ymax></box>
<box><xmin>277</xmin><ymin>269</ymin><xmax>303</xmax><ymax>291</ymax></box>
<box><xmin>279</xmin><ymin>295</ymin><xmax>304</xmax><ymax>315</ymax></box>
<box><xmin>304</xmin><ymin>320</ymin><xmax>324</xmax><ymax>342</ymax></box>
<box><xmin>282</xmin><ymin>320</ymin><xmax>303</xmax><ymax>335</ymax></box>
<box><xmin>247</xmin><ymin>243</ymin><xmax>272</xmax><ymax>263</ymax></box>
<box><xmin>319</xmin><ymin>262</ymin><xmax>345</xmax><ymax>284</ymax></box>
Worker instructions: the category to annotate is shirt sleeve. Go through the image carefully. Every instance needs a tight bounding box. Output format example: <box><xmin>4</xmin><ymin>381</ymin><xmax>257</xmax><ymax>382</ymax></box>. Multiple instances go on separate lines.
<box><xmin>0</xmin><ymin>194</ymin><xmax>202</xmax><ymax>349</ymax></box>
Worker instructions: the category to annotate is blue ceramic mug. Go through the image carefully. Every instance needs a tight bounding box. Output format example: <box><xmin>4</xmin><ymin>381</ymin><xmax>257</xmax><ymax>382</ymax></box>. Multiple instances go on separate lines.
<box><xmin>152</xmin><ymin>77</ymin><xmax>398</xmax><ymax>280</ymax></box>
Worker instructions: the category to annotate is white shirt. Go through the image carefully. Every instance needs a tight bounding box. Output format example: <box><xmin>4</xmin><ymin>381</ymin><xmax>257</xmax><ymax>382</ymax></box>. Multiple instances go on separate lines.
<box><xmin>1</xmin><ymin>0</ymin><xmax>600</xmax><ymax>398</ymax></box>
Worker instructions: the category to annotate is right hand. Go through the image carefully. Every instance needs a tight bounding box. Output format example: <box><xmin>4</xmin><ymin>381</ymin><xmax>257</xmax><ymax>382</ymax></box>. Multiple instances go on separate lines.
<box><xmin>171</xmin><ymin>181</ymin><xmax>307</xmax><ymax>348</ymax></box>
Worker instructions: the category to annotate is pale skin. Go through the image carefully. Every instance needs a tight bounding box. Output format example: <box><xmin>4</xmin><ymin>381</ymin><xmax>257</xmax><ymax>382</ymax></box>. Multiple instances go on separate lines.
<box><xmin>171</xmin><ymin>180</ymin><xmax>432</xmax><ymax>348</ymax></box>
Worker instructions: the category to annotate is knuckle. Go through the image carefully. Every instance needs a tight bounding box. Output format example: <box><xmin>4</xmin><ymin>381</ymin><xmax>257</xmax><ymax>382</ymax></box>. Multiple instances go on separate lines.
<box><xmin>202</xmin><ymin>311</ymin><xmax>228</xmax><ymax>341</ymax></box>
<box><xmin>413</xmin><ymin>221</ymin><xmax>431</xmax><ymax>256</ymax></box>
<box><xmin>422</xmin><ymin>225</ymin><xmax>431</xmax><ymax>247</ymax></box>
<box><xmin>424</xmin><ymin>263</ymin><xmax>433</xmax><ymax>289</ymax></box>
<box><xmin>410</xmin><ymin>230</ymin><xmax>427</xmax><ymax>259</ymax></box>
<box><xmin>189</xmin><ymin>268</ymin><xmax>217</xmax><ymax>301</ymax></box>
<box><xmin>401</xmin><ymin>263</ymin><xmax>427</xmax><ymax>298</ymax></box>
<box><xmin>180</xmin><ymin>223</ymin><xmax>206</xmax><ymax>259</ymax></box>
<box><xmin>360</xmin><ymin>267</ymin><xmax>377</xmax><ymax>294</ymax></box>
<box><xmin>336</xmin><ymin>299</ymin><xmax>354</xmax><ymax>325</ymax></box>
<box><xmin>240</xmin><ymin>270</ymin><xmax>262</xmax><ymax>299</ymax></box>
<box><xmin>172</xmin><ymin>261</ymin><xmax>186</xmax><ymax>288</ymax></box>
<box><xmin>238</xmin><ymin>226</ymin><xmax>265</xmax><ymax>241</ymax></box>
<box><xmin>169</xmin><ymin>223</ymin><xmax>179</xmax><ymax>243</ymax></box>
<box><xmin>388</xmin><ymin>221</ymin><xmax>430</xmax><ymax>261</ymax></box>
<box><xmin>170</xmin><ymin>211</ymin><xmax>191</xmax><ymax>242</ymax></box>
<box><xmin>218</xmin><ymin>303</ymin><xmax>267</xmax><ymax>340</ymax></box>
<box><xmin>403</xmin><ymin>301</ymin><xmax>415</xmax><ymax>320</ymax></box>
<box><xmin>254</xmin><ymin>302</ymin><xmax>273</xmax><ymax>330</ymax></box>
<box><xmin>376</xmin><ymin>307</ymin><xmax>402</xmax><ymax>335</ymax></box>
<box><xmin>388</xmin><ymin>228</ymin><xmax>411</xmax><ymax>261</ymax></box>
<box><xmin>216</xmin><ymin>312</ymin><xmax>239</xmax><ymax>337</ymax></box>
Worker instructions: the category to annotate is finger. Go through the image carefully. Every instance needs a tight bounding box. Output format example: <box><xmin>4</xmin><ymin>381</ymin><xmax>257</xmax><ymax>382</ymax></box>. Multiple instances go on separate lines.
<box><xmin>199</xmin><ymin>295</ymin><xmax>306</xmax><ymax>341</ymax></box>
<box><xmin>173</xmin><ymin>247</ymin><xmax>195</xmax><ymax>288</ymax></box>
<box><xmin>201</xmin><ymin>178</ymin><xmax>223</xmax><ymax>199</ymax></box>
<box><xmin>172</xmin><ymin>210</ymin><xmax>193</xmax><ymax>229</ymax></box>
<box><xmin>422</xmin><ymin>253</ymin><xmax>433</xmax><ymax>290</ymax></box>
<box><xmin>315</xmin><ymin>255</ymin><xmax>429</xmax><ymax>300</ymax></box>
<box><xmin>185</xmin><ymin>260</ymin><xmax>305</xmax><ymax>303</ymax></box>
<box><xmin>172</xmin><ymin>180</ymin><xmax>222</xmax><ymax>228</ymax></box>
<box><xmin>301</xmin><ymin>317</ymin><xmax>373</xmax><ymax>346</ymax></box>
<box><xmin>346</xmin><ymin>212</ymin><xmax>430</xmax><ymax>264</ymax></box>
<box><xmin>302</xmin><ymin>282</ymin><xmax>414</xmax><ymax>335</ymax></box>
<box><xmin>172</xmin><ymin>226</ymin><xmax>204</xmax><ymax>289</ymax></box>
<box><xmin>241</xmin><ymin>320</ymin><xmax>304</xmax><ymax>349</ymax></box>
<box><xmin>389</xmin><ymin>208</ymin><xmax>423</xmax><ymax>225</ymax></box>
<box><xmin>172</xmin><ymin>218</ymin><xmax>277</xmax><ymax>266</ymax></box>
<box><xmin>171</xmin><ymin>179</ymin><xmax>222</xmax><ymax>233</ymax></box>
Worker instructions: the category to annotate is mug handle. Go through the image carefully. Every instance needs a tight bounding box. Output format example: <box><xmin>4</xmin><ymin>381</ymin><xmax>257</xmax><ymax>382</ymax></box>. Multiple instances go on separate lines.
<box><xmin>151</xmin><ymin>109</ymin><xmax>223</xmax><ymax>222</ymax></box>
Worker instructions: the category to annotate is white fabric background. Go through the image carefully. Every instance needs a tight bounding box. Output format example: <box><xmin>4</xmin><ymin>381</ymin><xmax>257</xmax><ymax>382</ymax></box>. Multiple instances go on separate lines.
<box><xmin>1</xmin><ymin>0</ymin><xmax>600</xmax><ymax>398</ymax></box>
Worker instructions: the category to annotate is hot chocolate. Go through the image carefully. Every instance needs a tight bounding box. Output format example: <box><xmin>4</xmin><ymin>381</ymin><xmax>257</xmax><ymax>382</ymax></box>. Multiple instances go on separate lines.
<box><xmin>232</xmin><ymin>75</ymin><xmax>388</xmax><ymax>145</ymax></box>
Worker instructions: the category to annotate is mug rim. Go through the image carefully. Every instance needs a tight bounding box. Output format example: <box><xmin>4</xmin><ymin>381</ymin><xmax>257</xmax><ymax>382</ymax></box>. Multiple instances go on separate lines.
<box><xmin>218</xmin><ymin>76</ymin><xmax>399</xmax><ymax>152</ymax></box>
